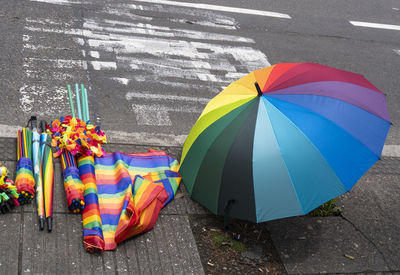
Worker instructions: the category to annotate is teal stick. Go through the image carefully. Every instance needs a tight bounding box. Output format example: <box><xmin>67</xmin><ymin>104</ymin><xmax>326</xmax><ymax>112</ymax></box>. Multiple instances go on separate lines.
<box><xmin>67</xmin><ymin>85</ymin><xmax>76</xmax><ymax>117</ymax></box>
<box><xmin>84</xmin><ymin>87</ymin><xmax>90</xmax><ymax>123</ymax></box>
<box><xmin>80</xmin><ymin>84</ymin><xmax>87</xmax><ymax>122</ymax></box>
<box><xmin>75</xmin><ymin>83</ymin><xmax>82</xmax><ymax>120</ymax></box>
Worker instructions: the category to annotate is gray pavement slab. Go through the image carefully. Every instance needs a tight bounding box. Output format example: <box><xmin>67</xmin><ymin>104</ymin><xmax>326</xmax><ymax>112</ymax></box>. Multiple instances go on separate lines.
<box><xmin>0</xmin><ymin>213</ymin><xmax>20</xmax><ymax>275</ymax></box>
<box><xmin>266</xmin><ymin>216</ymin><xmax>389</xmax><ymax>274</ymax></box>
<box><xmin>266</xmin><ymin>157</ymin><xmax>400</xmax><ymax>274</ymax></box>
<box><xmin>340</xmin><ymin>173</ymin><xmax>400</xmax><ymax>271</ymax></box>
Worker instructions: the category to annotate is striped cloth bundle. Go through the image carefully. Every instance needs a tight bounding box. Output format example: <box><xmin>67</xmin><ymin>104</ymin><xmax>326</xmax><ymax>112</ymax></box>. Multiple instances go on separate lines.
<box><xmin>78</xmin><ymin>149</ymin><xmax>181</xmax><ymax>252</ymax></box>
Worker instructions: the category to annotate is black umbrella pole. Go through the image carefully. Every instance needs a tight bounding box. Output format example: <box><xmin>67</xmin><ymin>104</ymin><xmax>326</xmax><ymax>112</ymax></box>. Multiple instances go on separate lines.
<box><xmin>223</xmin><ymin>199</ymin><xmax>235</xmax><ymax>229</ymax></box>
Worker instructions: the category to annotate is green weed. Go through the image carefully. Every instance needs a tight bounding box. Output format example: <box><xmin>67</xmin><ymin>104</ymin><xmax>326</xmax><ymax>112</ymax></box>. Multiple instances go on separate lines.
<box><xmin>212</xmin><ymin>231</ymin><xmax>246</xmax><ymax>252</ymax></box>
<box><xmin>310</xmin><ymin>198</ymin><xmax>342</xmax><ymax>217</ymax></box>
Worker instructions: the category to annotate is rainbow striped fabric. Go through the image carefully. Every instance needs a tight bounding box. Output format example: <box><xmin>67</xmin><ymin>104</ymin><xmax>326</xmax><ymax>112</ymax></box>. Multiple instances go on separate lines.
<box><xmin>78</xmin><ymin>150</ymin><xmax>180</xmax><ymax>252</ymax></box>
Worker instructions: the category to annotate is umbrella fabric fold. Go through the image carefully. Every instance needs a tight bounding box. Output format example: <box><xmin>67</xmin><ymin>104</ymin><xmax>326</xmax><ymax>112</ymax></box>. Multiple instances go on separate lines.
<box><xmin>16</xmin><ymin>128</ymin><xmax>35</xmax><ymax>205</ymax></box>
<box><xmin>180</xmin><ymin>63</ymin><xmax>391</xmax><ymax>223</ymax></box>
<box><xmin>78</xmin><ymin>150</ymin><xmax>180</xmax><ymax>252</ymax></box>
<box><xmin>78</xmin><ymin>155</ymin><xmax>104</xmax><ymax>253</ymax></box>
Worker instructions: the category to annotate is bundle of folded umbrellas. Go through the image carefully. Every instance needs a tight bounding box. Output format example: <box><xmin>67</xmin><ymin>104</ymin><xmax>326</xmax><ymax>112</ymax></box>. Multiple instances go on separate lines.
<box><xmin>14</xmin><ymin>83</ymin><xmax>181</xmax><ymax>254</ymax></box>
<box><xmin>15</xmin><ymin>117</ymin><xmax>54</xmax><ymax>231</ymax></box>
<box><xmin>0</xmin><ymin>164</ymin><xmax>19</xmax><ymax>213</ymax></box>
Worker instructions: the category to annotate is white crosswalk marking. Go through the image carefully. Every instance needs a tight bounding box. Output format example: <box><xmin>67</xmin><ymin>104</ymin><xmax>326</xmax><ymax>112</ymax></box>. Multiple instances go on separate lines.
<box><xmin>131</xmin><ymin>0</ymin><xmax>292</xmax><ymax>19</ymax></box>
<box><xmin>24</xmin><ymin>0</ymin><xmax>271</xmax><ymax>127</ymax></box>
<box><xmin>350</xmin><ymin>21</ymin><xmax>400</xmax><ymax>31</ymax></box>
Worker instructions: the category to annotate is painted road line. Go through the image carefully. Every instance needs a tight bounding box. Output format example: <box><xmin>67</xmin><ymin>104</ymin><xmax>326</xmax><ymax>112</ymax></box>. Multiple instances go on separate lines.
<box><xmin>0</xmin><ymin>123</ymin><xmax>399</xmax><ymax>157</ymax></box>
<box><xmin>132</xmin><ymin>0</ymin><xmax>291</xmax><ymax>19</ymax></box>
<box><xmin>131</xmin><ymin>104</ymin><xmax>205</xmax><ymax>126</ymax></box>
<box><xmin>381</xmin><ymin>145</ymin><xmax>400</xmax><ymax>158</ymax></box>
<box><xmin>394</xmin><ymin>49</ymin><xmax>400</xmax><ymax>56</ymax></box>
<box><xmin>349</xmin><ymin>21</ymin><xmax>400</xmax><ymax>31</ymax></box>
<box><xmin>126</xmin><ymin>92</ymin><xmax>211</xmax><ymax>103</ymax></box>
<box><xmin>107</xmin><ymin>130</ymin><xmax>187</xmax><ymax>146</ymax></box>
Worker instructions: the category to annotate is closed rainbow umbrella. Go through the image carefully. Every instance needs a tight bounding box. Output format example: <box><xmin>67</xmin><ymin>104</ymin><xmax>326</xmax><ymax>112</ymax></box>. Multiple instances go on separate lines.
<box><xmin>60</xmin><ymin>150</ymin><xmax>85</xmax><ymax>214</ymax></box>
<box><xmin>179</xmin><ymin>63</ymin><xmax>391</xmax><ymax>223</ymax></box>
<box><xmin>40</xmin><ymin>121</ymin><xmax>54</xmax><ymax>232</ymax></box>
<box><xmin>31</xmin><ymin>116</ymin><xmax>45</xmax><ymax>230</ymax></box>
<box><xmin>16</xmin><ymin>128</ymin><xmax>35</xmax><ymax>205</ymax></box>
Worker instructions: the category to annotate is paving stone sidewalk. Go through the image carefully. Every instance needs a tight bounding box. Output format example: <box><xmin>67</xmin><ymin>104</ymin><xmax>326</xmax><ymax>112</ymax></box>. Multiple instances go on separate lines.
<box><xmin>1</xmin><ymin>137</ymin><xmax>399</xmax><ymax>275</ymax></box>
<box><xmin>265</xmin><ymin>157</ymin><xmax>400</xmax><ymax>274</ymax></box>
<box><xmin>0</xmin><ymin>138</ymin><xmax>205</xmax><ymax>275</ymax></box>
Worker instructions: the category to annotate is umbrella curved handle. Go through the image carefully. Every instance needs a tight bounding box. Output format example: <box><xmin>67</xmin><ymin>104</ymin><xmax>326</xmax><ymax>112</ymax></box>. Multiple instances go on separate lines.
<box><xmin>28</xmin><ymin>116</ymin><xmax>38</xmax><ymax>130</ymax></box>
<box><xmin>40</xmin><ymin>120</ymin><xmax>47</xmax><ymax>133</ymax></box>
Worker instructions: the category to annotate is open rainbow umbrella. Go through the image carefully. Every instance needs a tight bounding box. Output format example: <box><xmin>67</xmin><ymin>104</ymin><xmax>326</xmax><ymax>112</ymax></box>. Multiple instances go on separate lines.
<box><xmin>179</xmin><ymin>63</ymin><xmax>391</xmax><ymax>223</ymax></box>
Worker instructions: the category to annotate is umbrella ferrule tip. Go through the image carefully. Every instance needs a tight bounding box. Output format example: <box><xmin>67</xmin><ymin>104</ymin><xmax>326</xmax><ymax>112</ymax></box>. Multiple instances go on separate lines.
<box><xmin>254</xmin><ymin>82</ymin><xmax>263</xmax><ymax>96</ymax></box>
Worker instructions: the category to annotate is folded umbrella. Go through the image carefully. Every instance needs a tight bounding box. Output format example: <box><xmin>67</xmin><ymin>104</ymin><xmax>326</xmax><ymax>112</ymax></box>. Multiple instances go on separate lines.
<box><xmin>60</xmin><ymin>150</ymin><xmax>85</xmax><ymax>214</ymax></box>
<box><xmin>30</xmin><ymin>116</ymin><xmax>45</xmax><ymax>230</ymax></box>
<box><xmin>40</xmin><ymin>121</ymin><xmax>54</xmax><ymax>232</ymax></box>
<box><xmin>16</xmin><ymin>128</ymin><xmax>35</xmax><ymax>205</ymax></box>
<box><xmin>179</xmin><ymin>63</ymin><xmax>391</xmax><ymax>223</ymax></box>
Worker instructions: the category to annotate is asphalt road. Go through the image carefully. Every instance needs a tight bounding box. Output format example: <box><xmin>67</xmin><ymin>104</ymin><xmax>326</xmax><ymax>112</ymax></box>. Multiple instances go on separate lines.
<box><xmin>0</xmin><ymin>0</ymin><xmax>399</xmax><ymax>149</ymax></box>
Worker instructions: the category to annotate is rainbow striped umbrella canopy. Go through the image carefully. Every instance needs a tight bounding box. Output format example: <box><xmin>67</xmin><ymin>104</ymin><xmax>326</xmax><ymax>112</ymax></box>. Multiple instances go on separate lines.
<box><xmin>179</xmin><ymin>63</ymin><xmax>391</xmax><ymax>223</ymax></box>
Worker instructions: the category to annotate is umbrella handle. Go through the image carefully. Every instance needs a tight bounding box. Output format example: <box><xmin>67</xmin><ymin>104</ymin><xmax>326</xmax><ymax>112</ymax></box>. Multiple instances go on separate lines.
<box><xmin>28</xmin><ymin>116</ymin><xmax>38</xmax><ymax>130</ymax></box>
<box><xmin>40</xmin><ymin>120</ymin><xmax>47</xmax><ymax>133</ymax></box>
